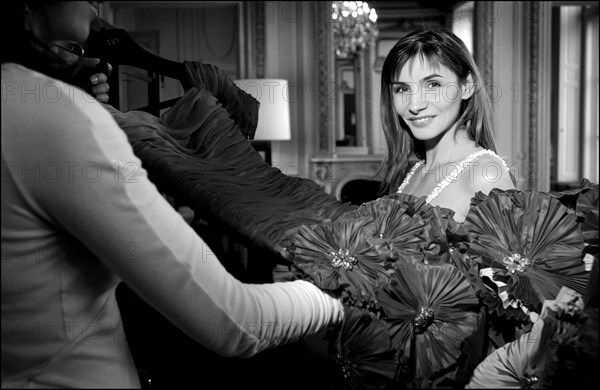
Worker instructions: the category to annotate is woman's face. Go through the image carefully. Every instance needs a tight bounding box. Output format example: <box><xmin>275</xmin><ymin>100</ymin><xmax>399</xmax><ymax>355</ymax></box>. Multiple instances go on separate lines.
<box><xmin>392</xmin><ymin>57</ymin><xmax>472</xmax><ymax>141</ymax></box>
<box><xmin>31</xmin><ymin>1</ymin><xmax>98</xmax><ymax>43</ymax></box>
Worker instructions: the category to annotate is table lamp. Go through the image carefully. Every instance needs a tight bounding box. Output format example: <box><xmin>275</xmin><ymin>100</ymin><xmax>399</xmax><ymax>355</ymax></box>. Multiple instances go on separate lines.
<box><xmin>234</xmin><ymin>79</ymin><xmax>291</xmax><ymax>164</ymax></box>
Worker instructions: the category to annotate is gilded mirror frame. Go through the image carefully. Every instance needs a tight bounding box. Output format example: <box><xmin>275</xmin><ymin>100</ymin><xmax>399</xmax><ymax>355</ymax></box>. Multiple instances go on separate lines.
<box><xmin>316</xmin><ymin>1</ymin><xmax>374</xmax><ymax>156</ymax></box>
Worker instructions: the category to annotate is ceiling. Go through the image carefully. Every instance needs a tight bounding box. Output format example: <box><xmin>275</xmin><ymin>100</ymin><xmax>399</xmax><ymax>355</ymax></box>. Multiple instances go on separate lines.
<box><xmin>369</xmin><ymin>1</ymin><xmax>465</xmax><ymax>13</ymax></box>
<box><xmin>366</xmin><ymin>1</ymin><xmax>466</xmax><ymax>35</ymax></box>
<box><xmin>368</xmin><ymin>1</ymin><xmax>465</xmax><ymax>20</ymax></box>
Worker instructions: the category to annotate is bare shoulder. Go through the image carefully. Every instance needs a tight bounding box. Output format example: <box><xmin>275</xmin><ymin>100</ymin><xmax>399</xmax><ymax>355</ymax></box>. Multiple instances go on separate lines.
<box><xmin>463</xmin><ymin>153</ymin><xmax>515</xmax><ymax>195</ymax></box>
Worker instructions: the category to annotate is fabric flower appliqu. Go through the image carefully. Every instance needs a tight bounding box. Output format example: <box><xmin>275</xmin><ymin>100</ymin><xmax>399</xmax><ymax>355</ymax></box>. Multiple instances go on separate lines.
<box><xmin>328</xmin><ymin>306</ymin><xmax>400</xmax><ymax>389</ymax></box>
<box><xmin>464</xmin><ymin>189</ymin><xmax>588</xmax><ymax>319</ymax></box>
<box><xmin>390</xmin><ymin>193</ymin><xmax>471</xmax><ymax>264</ymax></box>
<box><xmin>547</xmin><ymin>178</ymin><xmax>598</xmax><ymax>220</ymax></box>
<box><xmin>466</xmin><ymin>286</ymin><xmax>592</xmax><ymax>389</ymax></box>
<box><xmin>375</xmin><ymin>257</ymin><xmax>483</xmax><ymax>384</ymax></box>
<box><xmin>548</xmin><ymin>178</ymin><xmax>599</xmax><ymax>261</ymax></box>
<box><xmin>289</xmin><ymin>217</ymin><xmax>395</xmax><ymax>307</ymax></box>
<box><xmin>339</xmin><ymin>196</ymin><xmax>428</xmax><ymax>260</ymax></box>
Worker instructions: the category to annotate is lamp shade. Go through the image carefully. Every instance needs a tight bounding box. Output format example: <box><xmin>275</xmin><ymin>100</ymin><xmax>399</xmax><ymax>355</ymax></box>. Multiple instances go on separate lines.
<box><xmin>234</xmin><ymin>79</ymin><xmax>292</xmax><ymax>141</ymax></box>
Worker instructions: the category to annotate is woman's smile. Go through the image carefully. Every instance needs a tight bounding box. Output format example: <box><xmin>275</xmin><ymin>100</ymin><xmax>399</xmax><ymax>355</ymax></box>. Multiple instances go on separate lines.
<box><xmin>408</xmin><ymin>115</ymin><xmax>436</xmax><ymax>127</ymax></box>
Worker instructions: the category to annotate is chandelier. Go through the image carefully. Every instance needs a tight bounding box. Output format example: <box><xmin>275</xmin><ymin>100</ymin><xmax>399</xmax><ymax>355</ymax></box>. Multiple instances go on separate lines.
<box><xmin>331</xmin><ymin>1</ymin><xmax>378</xmax><ymax>58</ymax></box>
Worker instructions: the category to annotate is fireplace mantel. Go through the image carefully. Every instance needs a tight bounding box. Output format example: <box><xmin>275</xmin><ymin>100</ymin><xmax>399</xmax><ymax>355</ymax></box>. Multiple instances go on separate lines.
<box><xmin>310</xmin><ymin>154</ymin><xmax>384</xmax><ymax>200</ymax></box>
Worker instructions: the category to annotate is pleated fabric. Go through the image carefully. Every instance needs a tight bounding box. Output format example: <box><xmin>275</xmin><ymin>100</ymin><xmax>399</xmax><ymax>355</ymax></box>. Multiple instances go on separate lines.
<box><xmin>104</xmin><ymin>64</ymin><xmax>355</xmax><ymax>261</ymax></box>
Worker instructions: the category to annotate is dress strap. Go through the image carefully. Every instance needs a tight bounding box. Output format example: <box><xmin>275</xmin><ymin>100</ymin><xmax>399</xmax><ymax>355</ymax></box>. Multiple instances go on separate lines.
<box><xmin>396</xmin><ymin>149</ymin><xmax>510</xmax><ymax>203</ymax></box>
<box><xmin>396</xmin><ymin>160</ymin><xmax>423</xmax><ymax>194</ymax></box>
<box><xmin>425</xmin><ymin>149</ymin><xmax>509</xmax><ymax>203</ymax></box>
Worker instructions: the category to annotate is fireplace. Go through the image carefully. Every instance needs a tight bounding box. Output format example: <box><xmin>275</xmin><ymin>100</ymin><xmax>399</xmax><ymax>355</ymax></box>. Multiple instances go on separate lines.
<box><xmin>310</xmin><ymin>155</ymin><xmax>384</xmax><ymax>204</ymax></box>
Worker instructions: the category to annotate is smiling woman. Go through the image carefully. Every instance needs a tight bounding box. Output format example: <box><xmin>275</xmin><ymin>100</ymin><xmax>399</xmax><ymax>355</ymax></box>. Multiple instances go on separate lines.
<box><xmin>391</xmin><ymin>57</ymin><xmax>473</xmax><ymax>142</ymax></box>
<box><xmin>377</xmin><ymin>28</ymin><xmax>515</xmax><ymax>222</ymax></box>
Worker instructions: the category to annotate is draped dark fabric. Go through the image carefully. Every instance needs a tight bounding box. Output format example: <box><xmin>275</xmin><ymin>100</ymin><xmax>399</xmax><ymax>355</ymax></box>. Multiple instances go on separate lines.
<box><xmin>182</xmin><ymin>61</ymin><xmax>259</xmax><ymax>140</ymax></box>
<box><xmin>104</xmin><ymin>65</ymin><xmax>356</xmax><ymax>262</ymax></box>
<box><xmin>103</xmin><ymin>62</ymin><xmax>600</xmax><ymax>388</ymax></box>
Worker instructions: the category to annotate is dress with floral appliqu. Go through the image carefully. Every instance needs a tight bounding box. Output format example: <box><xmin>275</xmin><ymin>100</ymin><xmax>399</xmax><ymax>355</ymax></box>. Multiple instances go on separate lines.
<box><xmin>105</xmin><ymin>65</ymin><xmax>599</xmax><ymax>388</ymax></box>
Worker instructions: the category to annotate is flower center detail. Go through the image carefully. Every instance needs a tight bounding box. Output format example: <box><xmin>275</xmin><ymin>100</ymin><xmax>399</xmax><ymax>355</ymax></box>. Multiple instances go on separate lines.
<box><xmin>329</xmin><ymin>248</ymin><xmax>358</xmax><ymax>270</ymax></box>
<box><xmin>520</xmin><ymin>373</ymin><xmax>538</xmax><ymax>389</ymax></box>
<box><xmin>503</xmin><ymin>253</ymin><xmax>531</xmax><ymax>273</ymax></box>
<box><xmin>334</xmin><ymin>353</ymin><xmax>353</xmax><ymax>379</ymax></box>
<box><xmin>412</xmin><ymin>306</ymin><xmax>435</xmax><ymax>334</ymax></box>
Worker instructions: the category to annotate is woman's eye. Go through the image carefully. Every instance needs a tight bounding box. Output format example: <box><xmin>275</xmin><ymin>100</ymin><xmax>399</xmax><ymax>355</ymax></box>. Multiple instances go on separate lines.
<box><xmin>394</xmin><ymin>85</ymin><xmax>411</xmax><ymax>94</ymax></box>
<box><xmin>426</xmin><ymin>80</ymin><xmax>441</xmax><ymax>88</ymax></box>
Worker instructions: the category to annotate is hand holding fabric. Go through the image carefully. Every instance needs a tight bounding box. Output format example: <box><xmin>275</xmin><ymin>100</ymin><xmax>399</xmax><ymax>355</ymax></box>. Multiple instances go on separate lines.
<box><xmin>72</xmin><ymin>57</ymin><xmax>113</xmax><ymax>103</ymax></box>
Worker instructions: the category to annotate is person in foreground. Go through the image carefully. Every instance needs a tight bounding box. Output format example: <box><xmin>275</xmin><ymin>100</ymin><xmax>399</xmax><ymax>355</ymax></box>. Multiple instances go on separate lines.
<box><xmin>1</xmin><ymin>2</ymin><xmax>343</xmax><ymax>388</ymax></box>
<box><xmin>377</xmin><ymin>28</ymin><xmax>515</xmax><ymax>221</ymax></box>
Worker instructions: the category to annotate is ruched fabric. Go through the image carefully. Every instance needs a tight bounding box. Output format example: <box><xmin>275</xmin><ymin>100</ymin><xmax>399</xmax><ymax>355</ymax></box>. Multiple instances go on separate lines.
<box><xmin>105</xmin><ymin>66</ymin><xmax>356</xmax><ymax>261</ymax></box>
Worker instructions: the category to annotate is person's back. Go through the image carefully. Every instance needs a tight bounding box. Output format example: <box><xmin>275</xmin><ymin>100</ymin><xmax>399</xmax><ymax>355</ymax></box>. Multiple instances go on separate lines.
<box><xmin>1</xmin><ymin>3</ymin><xmax>344</xmax><ymax>387</ymax></box>
<box><xmin>2</xmin><ymin>63</ymin><xmax>140</xmax><ymax>387</ymax></box>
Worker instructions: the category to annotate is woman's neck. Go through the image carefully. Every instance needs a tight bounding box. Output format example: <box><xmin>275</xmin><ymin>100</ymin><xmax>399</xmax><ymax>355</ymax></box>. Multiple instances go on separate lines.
<box><xmin>422</xmin><ymin>127</ymin><xmax>481</xmax><ymax>170</ymax></box>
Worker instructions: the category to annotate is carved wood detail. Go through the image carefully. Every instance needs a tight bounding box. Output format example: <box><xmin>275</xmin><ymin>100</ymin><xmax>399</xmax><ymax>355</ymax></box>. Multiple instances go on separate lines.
<box><xmin>316</xmin><ymin>2</ymin><xmax>335</xmax><ymax>153</ymax></box>
<box><xmin>254</xmin><ymin>1</ymin><xmax>265</xmax><ymax>79</ymax></box>
<box><xmin>528</xmin><ymin>1</ymin><xmax>539</xmax><ymax>190</ymax></box>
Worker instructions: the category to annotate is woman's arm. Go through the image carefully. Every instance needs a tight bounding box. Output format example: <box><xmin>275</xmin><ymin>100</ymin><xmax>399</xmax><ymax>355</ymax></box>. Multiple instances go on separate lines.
<box><xmin>2</xmin><ymin>67</ymin><xmax>343</xmax><ymax>358</ymax></box>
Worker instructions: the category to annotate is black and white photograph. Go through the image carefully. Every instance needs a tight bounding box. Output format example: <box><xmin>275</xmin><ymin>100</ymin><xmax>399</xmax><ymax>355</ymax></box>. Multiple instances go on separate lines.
<box><xmin>1</xmin><ymin>1</ymin><xmax>598</xmax><ymax>388</ymax></box>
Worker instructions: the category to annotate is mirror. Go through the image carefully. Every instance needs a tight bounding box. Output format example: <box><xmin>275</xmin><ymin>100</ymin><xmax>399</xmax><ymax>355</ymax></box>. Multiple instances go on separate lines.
<box><xmin>329</xmin><ymin>2</ymin><xmax>376</xmax><ymax>155</ymax></box>
<box><xmin>335</xmin><ymin>58</ymin><xmax>357</xmax><ymax>147</ymax></box>
<box><xmin>329</xmin><ymin>1</ymin><xmax>378</xmax><ymax>155</ymax></box>
<box><xmin>334</xmin><ymin>53</ymin><xmax>370</xmax><ymax>155</ymax></box>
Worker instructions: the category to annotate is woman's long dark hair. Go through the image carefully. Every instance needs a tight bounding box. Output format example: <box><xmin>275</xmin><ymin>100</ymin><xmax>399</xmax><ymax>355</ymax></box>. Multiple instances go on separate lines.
<box><xmin>377</xmin><ymin>28</ymin><xmax>497</xmax><ymax>196</ymax></box>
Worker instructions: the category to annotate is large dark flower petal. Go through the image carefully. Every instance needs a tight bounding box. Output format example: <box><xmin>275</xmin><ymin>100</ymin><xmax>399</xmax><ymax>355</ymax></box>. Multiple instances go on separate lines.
<box><xmin>289</xmin><ymin>217</ymin><xmax>394</xmax><ymax>305</ymax></box>
<box><xmin>464</xmin><ymin>190</ymin><xmax>588</xmax><ymax>313</ymax></box>
<box><xmin>549</xmin><ymin>179</ymin><xmax>599</xmax><ymax>258</ymax></box>
<box><xmin>341</xmin><ymin>196</ymin><xmax>427</xmax><ymax>259</ymax></box>
<box><xmin>577</xmin><ymin>185</ymin><xmax>599</xmax><ymax>254</ymax></box>
<box><xmin>548</xmin><ymin>178</ymin><xmax>597</xmax><ymax>219</ymax></box>
<box><xmin>375</xmin><ymin>258</ymin><xmax>481</xmax><ymax>381</ymax></box>
<box><xmin>329</xmin><ymin>306</ymin><xmax>400</xmax><ymax>389</ymax></box>
<box><xmin>466</xmin><ymin>319</ymin><xmax>545</xmax><ymax>388</ymax></box>
<box><xmin>467</xmin><ymin>293</ymin><xmax>592</xmax><ymax>390</ymax></box>
<box><xmin>389</xmin><ymin>193</ymin><xmax>470</xmax><ymax>264</ymax></box>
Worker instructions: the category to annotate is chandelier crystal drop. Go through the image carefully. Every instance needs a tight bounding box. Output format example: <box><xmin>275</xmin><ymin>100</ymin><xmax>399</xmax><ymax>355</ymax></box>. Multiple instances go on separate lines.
<box><xmin>331</xmin><ymin>1</ymin><xmax>378</xmax><ymax>58</ymax></box>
